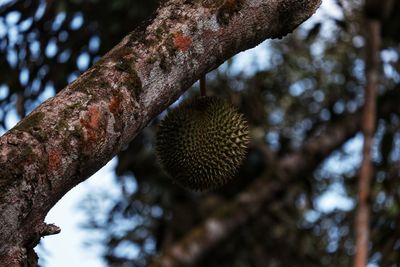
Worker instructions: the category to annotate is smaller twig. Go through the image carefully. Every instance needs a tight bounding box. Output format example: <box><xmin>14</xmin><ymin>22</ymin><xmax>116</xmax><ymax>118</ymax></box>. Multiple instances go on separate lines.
<box><xmin>40</xmin><ymin>223</ymin><xmax>61</xmax><ymax>237</ymax></box>
<box><xmin>353</xmin><ymin>17</ymin><xmax>381</xmax><ymax>267</ymax></box>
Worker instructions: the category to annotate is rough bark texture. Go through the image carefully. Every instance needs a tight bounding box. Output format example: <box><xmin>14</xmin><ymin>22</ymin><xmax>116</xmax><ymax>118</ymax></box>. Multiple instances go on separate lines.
<box><xmin>0</xmin><ymin>0</ymin><xmax>321</xmax><ymax>265</ymax></box>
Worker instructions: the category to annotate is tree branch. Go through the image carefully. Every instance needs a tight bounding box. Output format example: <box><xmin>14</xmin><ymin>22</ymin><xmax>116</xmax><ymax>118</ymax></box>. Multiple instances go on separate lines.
<box><xmin>0</xmin><ymin>0</ymin><xmax>321</xmax><ymax>265</ymax></box>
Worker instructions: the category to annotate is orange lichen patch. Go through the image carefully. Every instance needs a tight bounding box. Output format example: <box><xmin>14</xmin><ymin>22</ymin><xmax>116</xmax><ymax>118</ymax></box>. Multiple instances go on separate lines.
<box><xmin>86</xmin><ymin>106</ymin><xmax>102</xmax><ymax>129</ymax></box>
<box><xmin>173</xmin><ymin>33</ymin><xmax>192</xmax><ymax>52</ymax></box>
<box><xmin>80</xmin><ymin>105</ymin><xmax>102</xmax><ymax>143</ymax></box>
<box><xmin>109</xmin><ymin>95</ymin><xmax>121</xmax><ymax>115</ymax></box>
<box><xmin>48</xmin><ymin>149</ymin><xmax>62</xmax><ymax>172</ymax></box>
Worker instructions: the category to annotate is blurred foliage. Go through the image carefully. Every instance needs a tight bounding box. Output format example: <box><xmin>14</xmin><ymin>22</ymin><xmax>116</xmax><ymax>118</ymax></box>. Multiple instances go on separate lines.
<box><xmin>0</xmin><ymin>0</ymin><xmax>158</xmax><ymax>127</ymax></box>
<box><xmin>1</xmin><ymin>0</ymin><xmax>400</xmax><ymax>267</ymax></box>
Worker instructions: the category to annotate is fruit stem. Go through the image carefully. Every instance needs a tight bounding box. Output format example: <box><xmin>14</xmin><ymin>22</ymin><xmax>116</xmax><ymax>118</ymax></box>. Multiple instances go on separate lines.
<box><xmin>200</xmin><ymin>74</ymin><xmax>206</xmax><ymax>96</ymax></box>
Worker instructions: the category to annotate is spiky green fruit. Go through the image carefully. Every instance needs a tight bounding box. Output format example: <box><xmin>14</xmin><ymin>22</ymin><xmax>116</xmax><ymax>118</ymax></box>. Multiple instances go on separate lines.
<box><xmin>156</xmin><ymin>96</ymin><xmax>250</xmax><ymax>191</ymax></box>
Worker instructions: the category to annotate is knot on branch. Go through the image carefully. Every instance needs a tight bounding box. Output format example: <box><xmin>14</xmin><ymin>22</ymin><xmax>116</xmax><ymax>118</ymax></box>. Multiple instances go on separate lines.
<box><xmin>26</xmin><ymin>223</ymin><xmax>61</xmax><ymax>249</ymax></box>
<box><xmin>39</xmin><ymin>223</ymin><xmax>61</xmax><ymax>237</ymax></box>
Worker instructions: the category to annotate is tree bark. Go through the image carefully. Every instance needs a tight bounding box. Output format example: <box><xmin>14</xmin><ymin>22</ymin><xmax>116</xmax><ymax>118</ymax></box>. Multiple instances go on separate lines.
<box><xmin>0</xmin><ymin>0</ymin><xmax>321</xmax><ymax>265</ymax></box>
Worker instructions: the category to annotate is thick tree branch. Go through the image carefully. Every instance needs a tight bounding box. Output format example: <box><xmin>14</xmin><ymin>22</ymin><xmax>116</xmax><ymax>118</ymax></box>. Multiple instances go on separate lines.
<box><xmin>149</xmin><ymin>88</ymin><xmax>400</xmax><ymax>267</ymax></box>
<box><xmin>0</xmin><ymin>0</ymin><xmax>321</xmax><ymax>265</ymax></box>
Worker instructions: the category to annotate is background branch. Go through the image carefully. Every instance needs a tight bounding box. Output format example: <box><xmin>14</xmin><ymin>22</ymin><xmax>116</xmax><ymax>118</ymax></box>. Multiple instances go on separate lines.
<box><xmin>353</xmin><ymin>1</ymin><xmax>385</xmax><ymax>264</ymax></box>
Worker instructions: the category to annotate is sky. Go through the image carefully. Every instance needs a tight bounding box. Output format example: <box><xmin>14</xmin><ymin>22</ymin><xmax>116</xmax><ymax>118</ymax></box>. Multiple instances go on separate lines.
<box><xmin>0</xmin><ymin>0</ymin><xmax>362</xmax><ymax>266</ymax></box>
<box><xmin>37</xmin><ymin>160</ymin><xmax>117</xmax><ymax>267</ymax></box>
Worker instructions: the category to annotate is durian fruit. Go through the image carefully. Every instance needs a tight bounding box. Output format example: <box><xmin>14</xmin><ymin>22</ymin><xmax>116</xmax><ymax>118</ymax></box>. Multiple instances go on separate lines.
<box><xmin>156</xmin><ymin>96</ymin><xmax>250</xmax><ymax>191</ymax></box>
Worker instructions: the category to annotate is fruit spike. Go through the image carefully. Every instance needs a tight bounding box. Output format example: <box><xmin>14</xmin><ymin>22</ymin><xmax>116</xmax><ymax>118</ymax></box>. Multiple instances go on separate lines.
<box><xmin>156</xmin><ymin>96</ymin><xmax>250</xmax><ymax>191</ymax></box>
